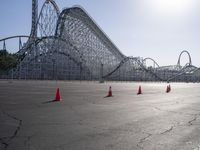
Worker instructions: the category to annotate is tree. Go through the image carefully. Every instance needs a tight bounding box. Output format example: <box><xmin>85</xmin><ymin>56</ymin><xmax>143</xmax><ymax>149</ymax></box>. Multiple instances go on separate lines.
<box><xmin>0</xmin><ymin>50</ymin><xmax>18</xmax><ymax>74</ymax></box>
<box><xmin>0</xmin><ymin>49</ymin><xmax>8</xmax><ymax>56</ymax></box>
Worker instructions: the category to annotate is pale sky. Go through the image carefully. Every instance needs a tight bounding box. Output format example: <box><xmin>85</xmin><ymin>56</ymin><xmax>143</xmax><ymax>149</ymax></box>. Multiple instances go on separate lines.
<box><xmin>0</xmin><ymin>0</ymin><xmax>200</xmax><ymax>67</ymax></box>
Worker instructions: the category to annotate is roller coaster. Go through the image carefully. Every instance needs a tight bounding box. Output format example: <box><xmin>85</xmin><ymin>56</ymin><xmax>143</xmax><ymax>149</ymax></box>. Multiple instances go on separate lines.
<box><xmin>1</xmin><ymin>0</ymin><xmax>200</xmax><ymax>82</ymax></box>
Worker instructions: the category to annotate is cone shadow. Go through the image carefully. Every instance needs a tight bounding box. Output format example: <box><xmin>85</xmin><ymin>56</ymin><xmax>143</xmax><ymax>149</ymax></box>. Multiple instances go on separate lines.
<box><xmin>42</xmin><ymin>100</ymin><xmax>60</xmax><ymax>104</ymax></box>
<box><xmin>104</xmin><ymin>95</ymin><xmax>113</xmax><ymax>98</ymax></box>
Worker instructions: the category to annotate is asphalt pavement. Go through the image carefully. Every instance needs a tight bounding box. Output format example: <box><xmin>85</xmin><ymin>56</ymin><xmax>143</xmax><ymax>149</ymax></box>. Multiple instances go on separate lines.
<box><xmin>1</xmin><ymin>80</ymin><xmax>200</xmax><ymax>150</ymax></box>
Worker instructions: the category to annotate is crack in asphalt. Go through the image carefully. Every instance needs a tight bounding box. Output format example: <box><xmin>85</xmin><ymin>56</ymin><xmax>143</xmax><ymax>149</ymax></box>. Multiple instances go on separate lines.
<box><xmin>135</xmin><ymin>105</ymin><xmax>200</xmax><ymax>149</ymax></box>
<box><xmin>0</xmin><ymin>138</ymin><xmax>8</xmax><ymax>149</ymax></box>
<box><xmin>137</xmin><ymin>132</ymin><xmax>153</xmax><ymax>149</ymax></box>
<box><xmin>0</xmin><ymin>109</ymin><xmax>22</xmax><ymax>150</ymax></box>
<box><xmin>153</xmin><ymin>106</ymin><xmax>200</xmax><ymax>127</ymax></box>
<box><xmin>160</xmin><ymin>126</ymin><xmax>173</xmax><ymax>134</ymax></box>
<box><xmin>139</xmin><ymin>133</ymin><xmax>152</xmax><ymax>143</ymax></box>
<box><xmin>188</xmin><ymin>115</ymin><xmax>197</xmax><ymax>126</ymax></box>
<box><xmin>188</xmin><ymin>114</ymin><xmax>200</xmax><ymax>126</ymax></box>
<box><xmin>136</xmin><ymin>125</ymin><xmax>175</xmax><ymax>149</ymax></box>
<box><xmin>136</xmin><ymin>125</ymin><xmax>176</xmax><ymax>149</ymax></box>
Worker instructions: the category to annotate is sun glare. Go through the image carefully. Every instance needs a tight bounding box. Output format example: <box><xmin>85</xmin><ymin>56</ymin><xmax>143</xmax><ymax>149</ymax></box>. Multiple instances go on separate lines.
<box><xmin>151</xmin><ymin>0</ymin><xmax>193</xmax><ymax>14</ymax></box>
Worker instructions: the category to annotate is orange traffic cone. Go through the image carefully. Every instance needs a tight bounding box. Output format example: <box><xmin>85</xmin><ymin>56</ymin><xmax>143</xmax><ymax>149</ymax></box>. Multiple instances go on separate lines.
<box><xmin>137</xmin><ymin>86</ymin><xmax>142</xmax><ymax>95</ymax></box>
<box><xmin>166</xmin><ymin>85</ymin><xmax>169</xmax><ymax>93</ymax></box>
<box><xmin>166</xmin><ymin>85</ymin><xmax>171</xmax><ymax>93</ymax></box>
<box><xmin>106</xmin><ymin>86</ymin><xmax>113</xmax><ymax>97</ymax></box>
<box><xmin>54</xmin><ymin>88</ymin><xmax>61</xmax><ymax>101</ymax></box>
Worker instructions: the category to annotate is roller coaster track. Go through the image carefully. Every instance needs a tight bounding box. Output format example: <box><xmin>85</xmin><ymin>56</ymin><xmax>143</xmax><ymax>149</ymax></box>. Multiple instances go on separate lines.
<box><xmin>1</xmin><ymin>0</ymin><xmax>200</xmax><ymax>82</ymax></box>
<box><xmin>102</xmin><ymin>57</ymin><xmax>163</xmax><ymax>81</ymax></box>
<box><xmin>0</xmin><ymin>35</ymin><xmax>84</xmax><ymax>67</ymax></box>
<box><xmin>0</xmin><ymin>35</ymin><xmax>30</xmax><ymax>42</ymax></box>
<box><xmin>25</xmin><ymin>49</ymin><xmax>91</xmax><ymax>76</ymax></box>
<box><xmin>14</xmin><ymin>35</ymin><xmax>92</xmax><ymax>75</ymax></box>
<box><xmin>1</xmin><ymin>36</ymin><xmax>199</xmax><ymax>82</ymax></box>
<box><xmin>103</xmin><ymin>54</ymin><xmax>200</xmax><ymax>82</ymax></box>
<box><xmin>142</xmin><ymin>57</ymin><xmax>160</xmax><ymax>68</ymax></box>
<box><xmin>167</xmin><ymin>64</ymin><xmax>200</xmax><ymax>82</ymax></box>
<box><xmin>55</xmin><ymin>6</ymin><xmax>125</xmax><ymax>61</ymax></box>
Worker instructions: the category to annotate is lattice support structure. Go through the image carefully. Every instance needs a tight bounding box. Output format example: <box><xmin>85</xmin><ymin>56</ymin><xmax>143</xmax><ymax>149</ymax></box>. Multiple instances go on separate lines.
<box><xmin>1</xmin><ymin>0</ymin><xmax>200</xmax><ymax>82</ymax></box>
<box><xmin>31</xmin><ymin>0</ymin><xmax>38</xmax><ymax>39</ymax></box>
